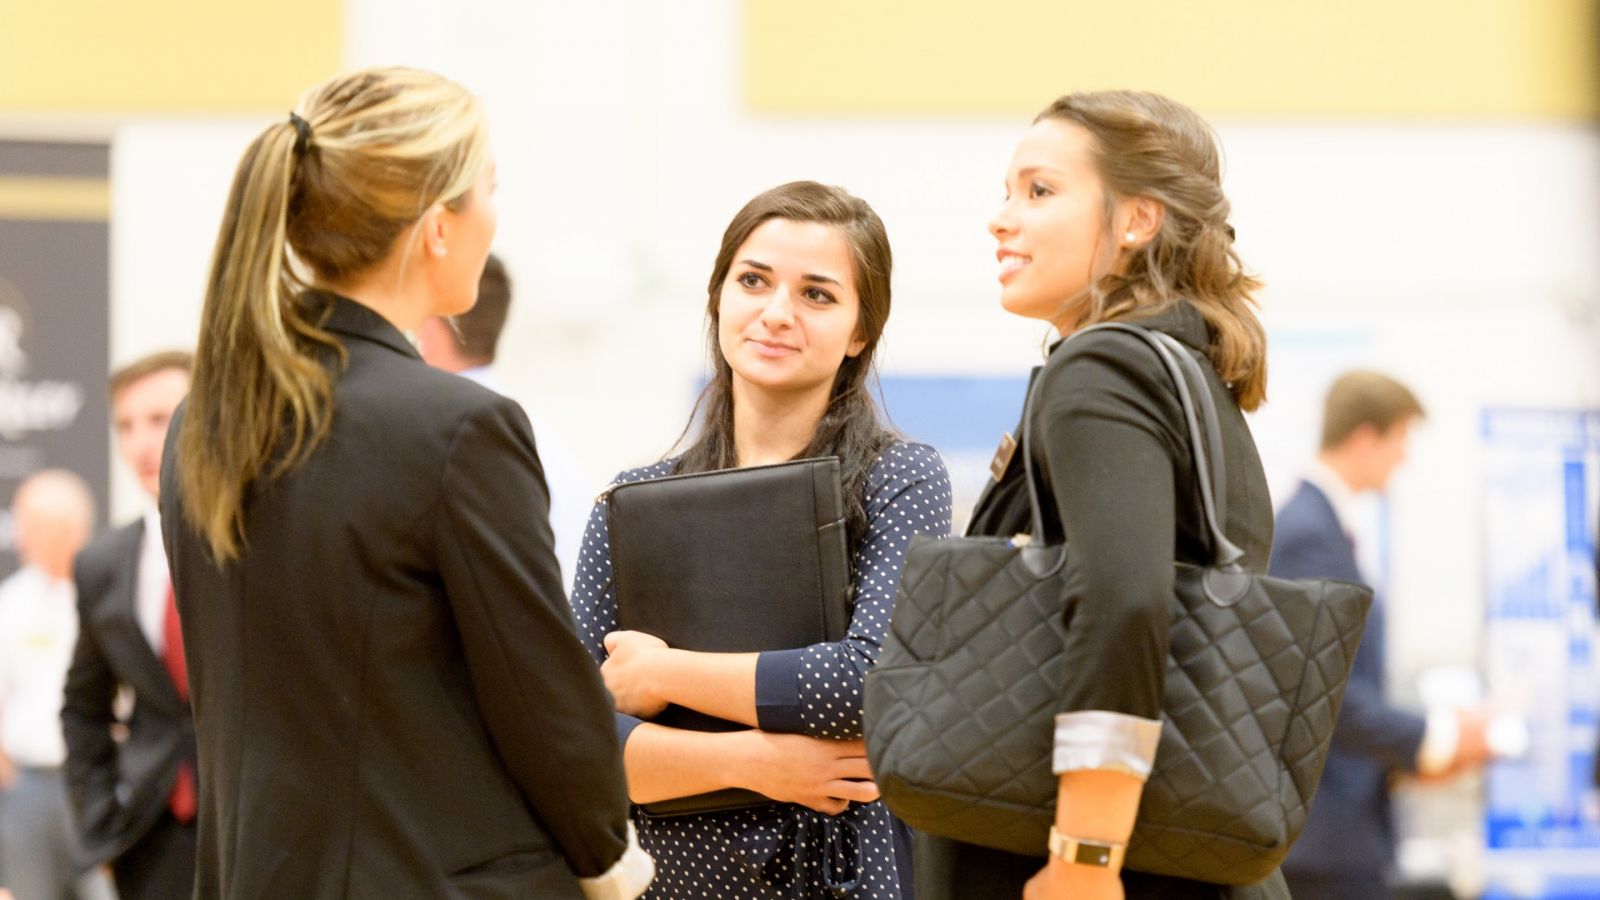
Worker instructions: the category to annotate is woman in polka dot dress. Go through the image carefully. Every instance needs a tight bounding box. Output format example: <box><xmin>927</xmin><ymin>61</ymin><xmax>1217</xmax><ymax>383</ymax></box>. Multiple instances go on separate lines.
<box><xmin>571</xmin><ymin>181</ymin><xmax>952</xmax><ymax>899</ymax></box>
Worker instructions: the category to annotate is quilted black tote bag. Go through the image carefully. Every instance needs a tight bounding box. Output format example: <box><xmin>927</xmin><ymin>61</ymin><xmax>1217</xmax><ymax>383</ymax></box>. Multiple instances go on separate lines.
<box><xmin>864</xmin><ymin>324</ymin><xmax>1372</xmax><ymax>885</ymax></box>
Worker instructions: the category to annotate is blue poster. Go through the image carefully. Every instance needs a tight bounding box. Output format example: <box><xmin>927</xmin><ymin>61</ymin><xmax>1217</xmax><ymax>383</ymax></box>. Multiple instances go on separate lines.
<box><xmin>1480</xmin><ymin>409</ymin><xmax>1600</xmax><ymax>898</ymax></box>
<box><xmin>875</xmin><ymin>375</ymin><xmax>1028</xmax><ymax>528</ymax></box>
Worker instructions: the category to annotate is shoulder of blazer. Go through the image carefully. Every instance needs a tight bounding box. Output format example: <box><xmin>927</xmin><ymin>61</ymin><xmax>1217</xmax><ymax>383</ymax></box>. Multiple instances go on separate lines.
<box><xmin>1035</xmin><ymin>328</ymin><xmax>1183</xmax><ymax>421</ymax></box>
<box><xmin>1270</xmin><ymin>481</ymin><xmax>1360</xmax><ymax>581</ymax></box>
<box><xmin>74</xmin><ymin>520</ymin><xmax>144</xmax><ymax>600</ymax></box>
<box><xmin>340</xmin><ymin>338</ymin><xmax>517</xmax><ymax>422</ymax></box>
<box><xmin>1276</xmin><ymin>481</ymin><xmax>1341</xmax><ymax>537</ymax></box>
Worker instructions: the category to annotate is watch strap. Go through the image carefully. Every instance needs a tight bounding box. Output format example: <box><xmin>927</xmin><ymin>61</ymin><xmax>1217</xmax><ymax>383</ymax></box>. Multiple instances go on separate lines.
<box><xmin>1047</xmin><ymin>826</ymin><xmax>1127</xmax><ymax>869</ymax></box>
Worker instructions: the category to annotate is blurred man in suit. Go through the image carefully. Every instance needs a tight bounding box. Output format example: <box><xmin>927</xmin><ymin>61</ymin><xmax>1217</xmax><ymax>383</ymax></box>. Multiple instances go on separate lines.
<box><xmin>62</xmin><ymin>351</ymin><xmax>195</xmax><ymax>900</ymax></box>
<box><xmin>1272</xmin><ymin>371</ymin><xmax>1493</xmax><ymax>900</ymax></box>
<box><xmin>0</xmin><ymin>470</ymin><xmax>116</xmax><ymax>900</ymax></box>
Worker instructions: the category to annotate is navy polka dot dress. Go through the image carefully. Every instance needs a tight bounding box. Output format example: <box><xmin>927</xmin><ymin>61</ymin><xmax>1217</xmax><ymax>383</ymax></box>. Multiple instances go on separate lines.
<box><xmin>571</xmin><ymin>442</ymin><xmax>952</xmax><ymax>899</ymax></box>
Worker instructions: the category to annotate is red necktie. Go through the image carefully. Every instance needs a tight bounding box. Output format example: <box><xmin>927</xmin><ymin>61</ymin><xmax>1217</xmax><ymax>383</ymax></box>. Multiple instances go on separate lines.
<box><xmin>163</xmin><ymin>583</ymin><xmax>197</xmax><ymax>823</ymax></box>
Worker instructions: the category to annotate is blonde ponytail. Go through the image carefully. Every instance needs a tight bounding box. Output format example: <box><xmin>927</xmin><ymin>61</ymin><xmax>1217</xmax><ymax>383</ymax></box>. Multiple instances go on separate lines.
<box><xmin>179</xmin><ymin>67</ymin><xmax>489</xmax><ymax>562</ymax></box>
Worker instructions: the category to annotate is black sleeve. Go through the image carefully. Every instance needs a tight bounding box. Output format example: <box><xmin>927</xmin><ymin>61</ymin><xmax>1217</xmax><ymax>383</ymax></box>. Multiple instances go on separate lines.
<box><xmin>1033</xmin><ymin>333</ymin><xmax>1184</xmax><ymax>720</ymax></box>
<box><xmin>432</xmin><ymin>396</ymin><xmax>632</xmax><ymax>879</ymax></box>
<box><xmin>62</xmin><ymin>549</ymin><xmax>124</xmax><ymax>854</ymax></box>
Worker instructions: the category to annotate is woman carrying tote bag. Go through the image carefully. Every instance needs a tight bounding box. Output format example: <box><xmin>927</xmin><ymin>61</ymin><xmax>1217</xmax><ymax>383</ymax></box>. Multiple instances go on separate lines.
<box><xmin>911</xmin><ymin>92</ymin><xmax>1288</xmax><ymax>900</ymax></box>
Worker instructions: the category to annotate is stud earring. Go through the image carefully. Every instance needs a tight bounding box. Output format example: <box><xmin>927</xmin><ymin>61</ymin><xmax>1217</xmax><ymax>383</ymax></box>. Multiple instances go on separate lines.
<box><xmin>1124</xmin><ymin>232</ymin><xmax>1137</xmax><ymax>244</ymax></box>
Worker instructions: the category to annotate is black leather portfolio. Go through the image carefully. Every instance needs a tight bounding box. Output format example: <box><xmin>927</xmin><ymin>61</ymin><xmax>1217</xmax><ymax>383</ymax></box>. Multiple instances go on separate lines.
<box><xmin>606</xmin><ymin>456</ymin><xmax>852</xmax><ymax>816</ymax></box>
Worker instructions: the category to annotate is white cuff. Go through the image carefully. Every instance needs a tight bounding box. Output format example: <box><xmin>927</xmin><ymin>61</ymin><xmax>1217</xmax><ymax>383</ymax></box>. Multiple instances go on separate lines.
<box><xmin>1416</xmin><ymin>709</ymin><xmax>1460</xmax><ymax>776</ymax></box>
<box><xmin>578</xmin><ymin>823</ymin><xmax>655</xmax><ymax>900</ymax></box>
<box><xmin>1052</xmin><ymin>711</ymin><xmax>1163</xmax><ymax>780</ymax></box>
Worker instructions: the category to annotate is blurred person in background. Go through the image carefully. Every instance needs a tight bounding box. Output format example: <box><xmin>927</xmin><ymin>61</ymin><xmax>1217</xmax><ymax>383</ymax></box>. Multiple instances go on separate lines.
<box><xmin>161</xmin><ymin>66</ymin><xmax>649</xmax><ymax>898</ymax></box>
<box><xmin>62</xmin><ymin>351</ymin><xmax>196</xmax><ymax>900</ymax></box>
<box><xmin>1270</xmin><ymin>371</ymin><xmax>1493</xmax><ymax>900</ymax></box>
<box><xmin>416</xmin><ymin>253</ymin><xmax>590</xmax><ymax>583</ymax></box>
<box><xmin>0</xmin><ymin>470</ymin><xmax>117</xmax><ymax>900</ymax></box>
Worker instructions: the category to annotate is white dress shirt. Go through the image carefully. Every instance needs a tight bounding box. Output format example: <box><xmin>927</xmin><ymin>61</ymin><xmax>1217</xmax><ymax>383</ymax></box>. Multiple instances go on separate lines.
<box><xmin>136</xmin><ymin>507</ymin><xmax>171</xmax><ymax>655</ymax></box>
<box><xmin>0</xmin><ymin>566</ymin><xmax>79</xmax><ymax>767</ymax></box>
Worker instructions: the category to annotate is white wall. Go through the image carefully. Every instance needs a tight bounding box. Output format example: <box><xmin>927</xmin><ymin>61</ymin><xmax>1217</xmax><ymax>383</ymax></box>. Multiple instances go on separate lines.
<box><xmin>107</xmin><ymin>120</ymin><xmax>262</xmax><ymax>518</ymax></box>
<box><xmin>98</xmin><ymin>0</ymin><xmax>1600</xmax><ymax>711</ymax></box>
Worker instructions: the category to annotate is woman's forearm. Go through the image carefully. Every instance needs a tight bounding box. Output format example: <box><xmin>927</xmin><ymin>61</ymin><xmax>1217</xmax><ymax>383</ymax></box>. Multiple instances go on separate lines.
<box><xmin>621</xmin><ymin>725</ymin><xmax>754</xmax><ymax>804</ymax></box>
<box><xmin>649</xmin><ymin>649</ymin><xmax>760</xmax><ymax>727</ymax></box>
<box><xmin>1054</xmin><ymin>768</ymin><xmax>1144</xmax><ymax>845</ymax></box>
<box><xmin>621</xmin><ymin>725</ymin><xmax>879</xmax><ymax>815</ymax></box>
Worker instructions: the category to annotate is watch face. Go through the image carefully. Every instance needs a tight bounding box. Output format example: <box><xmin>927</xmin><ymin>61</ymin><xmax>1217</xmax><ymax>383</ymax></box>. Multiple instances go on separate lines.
<box><xmin>1074</xmin><ymin>843</ymin><xmax>1113</xmax><ymax>866</ymax></box>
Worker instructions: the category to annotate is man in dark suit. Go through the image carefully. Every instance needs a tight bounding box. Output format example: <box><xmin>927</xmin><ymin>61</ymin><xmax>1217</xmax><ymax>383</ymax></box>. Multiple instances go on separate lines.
<box><xmin>62</xmin><ymin>351</ymin><xmax>196</xmax><ymax>900</ymax></box>
<box><xmin>1271</xmin><ymin>371</ymin><xmax>1491</xmax><ymax>900</ymax></box>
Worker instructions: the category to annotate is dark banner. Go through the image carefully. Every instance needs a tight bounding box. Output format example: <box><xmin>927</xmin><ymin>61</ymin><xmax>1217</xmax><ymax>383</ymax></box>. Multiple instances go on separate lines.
<box><xmin>0</xmin><ymin>140</ymin><xmax>111</xmax><ymax>578</ymax></box>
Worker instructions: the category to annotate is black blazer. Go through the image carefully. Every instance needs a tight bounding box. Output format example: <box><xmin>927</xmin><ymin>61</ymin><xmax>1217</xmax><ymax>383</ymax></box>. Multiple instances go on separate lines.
<box><xmin>160</xmin><ymin>295</ymin><xmax>632</xmax><ymax>900</ymax></box>
<box><xmin>64</xmin><ymin>519</ymin><xmax>194</xmax><ymax>870</ymax></box>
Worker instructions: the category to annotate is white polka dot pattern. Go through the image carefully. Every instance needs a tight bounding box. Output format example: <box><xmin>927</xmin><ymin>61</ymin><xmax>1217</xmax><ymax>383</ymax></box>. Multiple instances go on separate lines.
<box><xmin>569</xmin><ymin>442</ymin><xmax>953</xmax><ymax>898</ymax></box>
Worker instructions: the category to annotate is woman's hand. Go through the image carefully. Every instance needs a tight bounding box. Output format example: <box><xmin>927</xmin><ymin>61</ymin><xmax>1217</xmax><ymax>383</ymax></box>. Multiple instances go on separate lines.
<box><xmin>1023</xmin><ymin>858</ymin><xmax>1123</xmax><ymax>900</ymax></box>
<box><xmin>601</xmin><ymin>630</ymin><xmax>671</xmax><ymax>718</ymax></box>
<box><xmin>737</xmin><ymin>732</ymin><xmax>880</xmax><ymax>816</ymax></box>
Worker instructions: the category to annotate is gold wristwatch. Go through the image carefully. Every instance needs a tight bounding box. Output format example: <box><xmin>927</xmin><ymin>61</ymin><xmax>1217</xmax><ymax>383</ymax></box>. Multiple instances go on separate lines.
<box><xmin>1048</xmin><ymin>826</ymin><xmax>1126</xmax><ymax>869</ymax></box>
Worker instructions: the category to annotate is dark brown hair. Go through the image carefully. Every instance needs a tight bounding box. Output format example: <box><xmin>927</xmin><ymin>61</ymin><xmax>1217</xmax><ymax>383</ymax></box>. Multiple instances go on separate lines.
<box><xmin>1320</xmin><ymin>371</ymin><xmax>1425</xmax><ymax>450</ymax></box>
<box><xmin>674</xmin><ymin>181</ymin><xmax>895</xmax><ymax>549</ymax></box>
<box><xmin>109</xmin><ymin>350</ymin><xmax>192</xmax><ymax>400</ymax></box>
<box><xmin>1036</xmin><ymin>91</ymin><xmax>1268</xmax><ymax>411</ymax></box>
<box><xmin>449</xmin><ymin>253</ymin><xmax>511</xmax><ymax>363</ymax></box>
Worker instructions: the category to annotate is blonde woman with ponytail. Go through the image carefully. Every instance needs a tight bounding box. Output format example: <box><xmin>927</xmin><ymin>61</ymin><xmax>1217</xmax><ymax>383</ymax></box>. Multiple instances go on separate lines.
<box><xmin>160</xmin><ymin>67</ymin><xmax>651</xmax><ymax>900</ymax></box>
<box><xmin>913</xmin><ymin>92</ymin><xmax>1287</xmax><ymax>900</ymax></box>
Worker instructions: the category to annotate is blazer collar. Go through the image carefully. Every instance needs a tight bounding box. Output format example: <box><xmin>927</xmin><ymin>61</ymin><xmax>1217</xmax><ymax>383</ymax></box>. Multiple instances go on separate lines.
<box><xmin>1301</xmin><ymin>461</ymin><xmax>1358</xmax><ymax>534</ymax></box>
<box><xmin>1049</xmin><ymin>299</ymin><xmax>1212</xmax><ymax>357</ymax></box>
<box><xmin>108</xmin><ymin>521</ymin><xmax>187</xmax><ymax>713</ymax></box>
<box><xmin>312</xmin><ymin>292</ymin><xmax>423</xmax><ymax>362</ymax></box>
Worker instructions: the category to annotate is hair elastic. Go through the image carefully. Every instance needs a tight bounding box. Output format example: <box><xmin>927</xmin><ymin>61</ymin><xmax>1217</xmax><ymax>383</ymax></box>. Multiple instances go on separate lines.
<box><xmin>288</xmin><ymin>112</ymin><xmax>313</xmax><ymax>156</ymax></box>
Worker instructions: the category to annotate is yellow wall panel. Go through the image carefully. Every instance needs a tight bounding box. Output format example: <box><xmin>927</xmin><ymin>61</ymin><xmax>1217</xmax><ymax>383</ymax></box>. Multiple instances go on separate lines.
<box><xmin>0</xmin><ymin>0</ymin><xmax>342</xmax><ymax>112</ymax></box>
<box><xmin>0</xmin><ymin>177</ymin><xmax>110</xmax><ymax>221</ymax></box>
<box><xmin>744</xmin><ymin>0</ymin><xmax>1599</xmax><ymax>119</ymax></box>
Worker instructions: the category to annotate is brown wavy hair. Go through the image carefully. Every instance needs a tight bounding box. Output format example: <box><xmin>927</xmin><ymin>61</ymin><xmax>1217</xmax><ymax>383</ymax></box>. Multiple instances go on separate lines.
<box><xmin>1037</xmin><ymin>91</ymin><xmax>1268</xmax><ymax>410</ymax></box>
<box><xmin>674</xmin><ymin>181</ymin><xmax>895</xmax><ymax>549</ymax></box>
<box><xmin>178</xmin><ymin>67</ymin><xmax>491</xmax><ymax>562</ymax></box>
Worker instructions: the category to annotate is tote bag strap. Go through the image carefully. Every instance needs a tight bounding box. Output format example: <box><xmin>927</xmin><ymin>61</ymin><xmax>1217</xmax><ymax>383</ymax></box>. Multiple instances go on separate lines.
<box><xmin>1021</xmin><ymin>321</ymin><xmax>1247</xmax><ymax>581</ymax></box>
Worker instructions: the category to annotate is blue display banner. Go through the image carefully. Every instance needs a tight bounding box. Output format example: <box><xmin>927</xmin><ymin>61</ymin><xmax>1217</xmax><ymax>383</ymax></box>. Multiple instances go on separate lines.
<box><xmin>874</xmin><ymin>374</ymin><xmax>1029</xmax><ymax>528</ymax></box>
<box><xmin>1480</xmin><ymin>408</ymin><xmax>1600</xmax><ymax>897</ymax></box>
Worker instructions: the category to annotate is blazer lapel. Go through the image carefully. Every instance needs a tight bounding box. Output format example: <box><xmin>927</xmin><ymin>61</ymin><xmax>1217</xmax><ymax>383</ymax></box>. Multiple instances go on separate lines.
<box><xmin>109</xmin><ymin>521</ymin><xmax>185</xmax><ymax>714</ymax></box>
